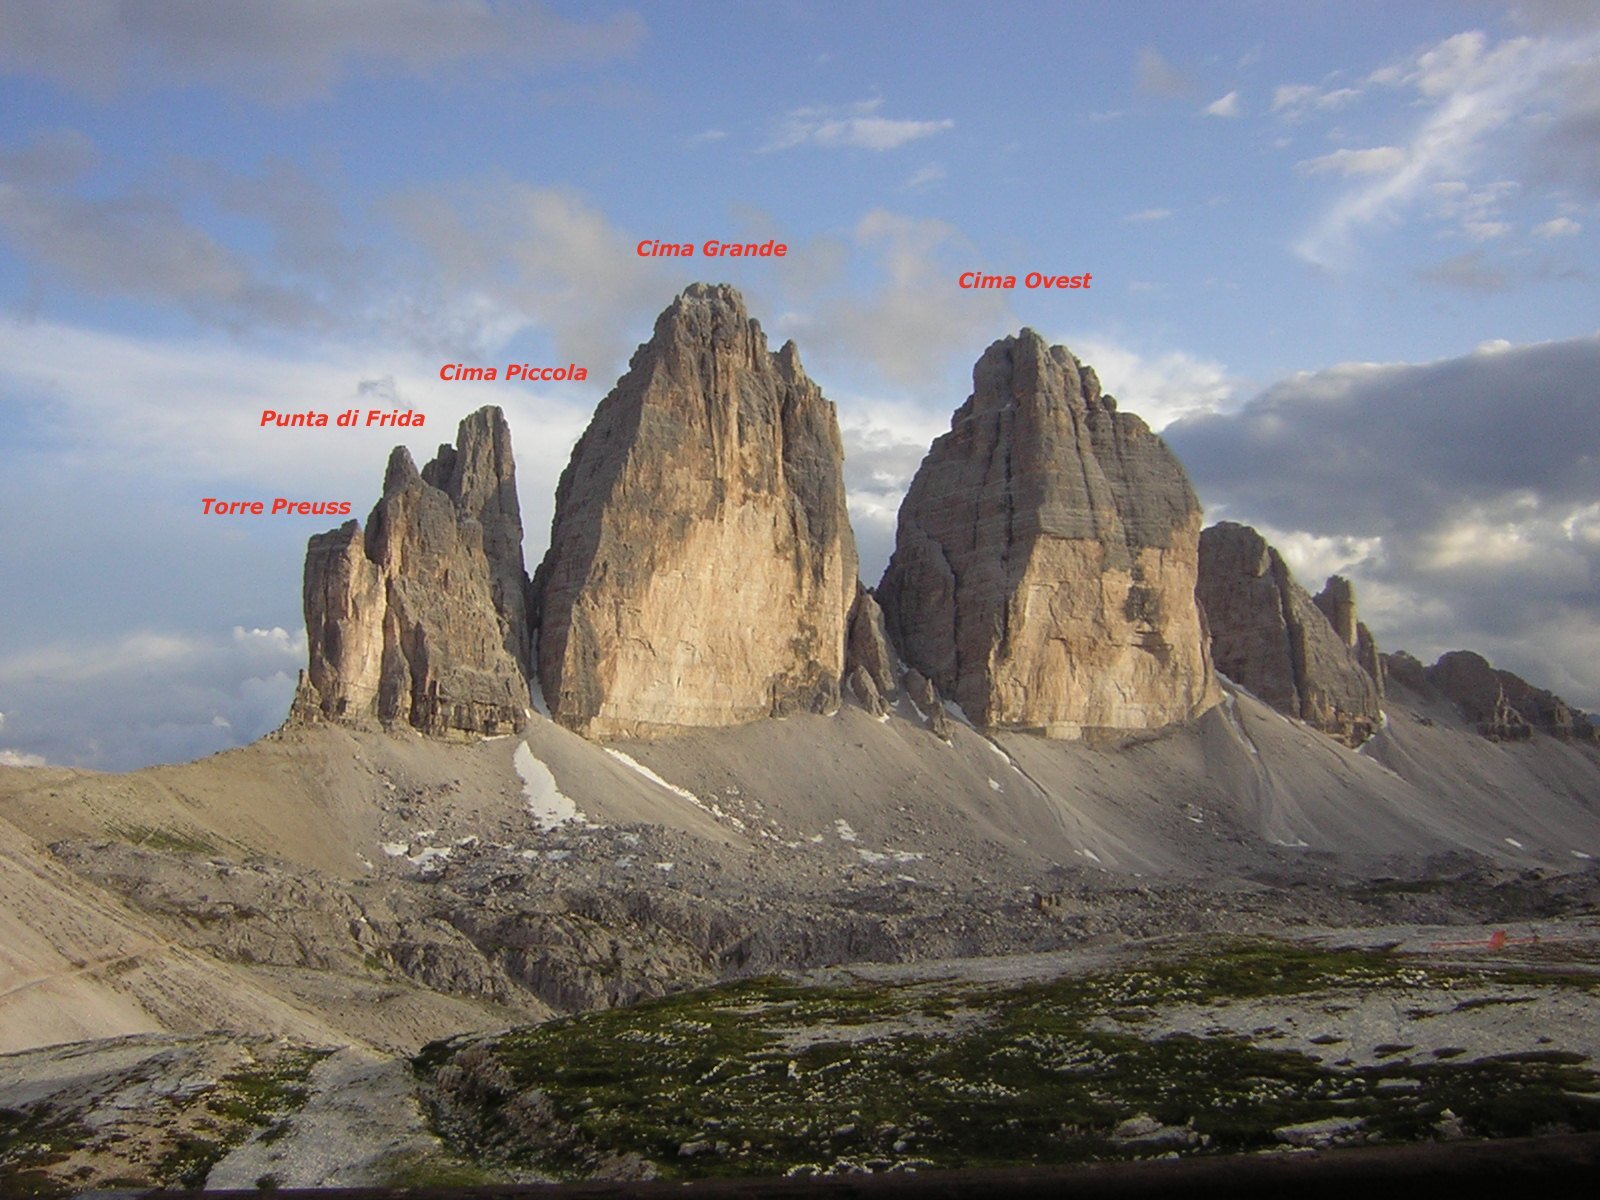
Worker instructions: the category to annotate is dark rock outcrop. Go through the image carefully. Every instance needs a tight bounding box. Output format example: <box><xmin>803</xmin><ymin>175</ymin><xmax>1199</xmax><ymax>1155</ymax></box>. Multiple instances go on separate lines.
<box><xmin>293</xmin><ymin>406</ymin><xmax>532</xmax><ymax>737</ymax></box>
<box><xmin>1424</xmin><ymin>650</ymin><xmax>1595</xmax><ymax>741</ymax></box>
<box><xmin>531</xmin><ymin>284</ymin><xmax>859</xmax><ymax>738</ymax></box>
<box><xmin>1382</xmin><ymin>650</ymin><xmax>1429</xmax><ymax>696</ymax></box>
<box><xmin>1197</xmin><ymin>522</ymin><xmax>1382</xmax><ymax>746</ymax></box>
<box><xmin>1315</xmin><ymin>576</ymin><xmax>1385</xmax><ymax>699</ymax></box>
<box><xmin>844</xmin><ymin>585</ymin><xmax>897</xmax><ymax>714</ymax></box>
<box><xmin>877</xmin><ymin>330</ymin><xmax>1218</xmax><ymax>737</ymax></box>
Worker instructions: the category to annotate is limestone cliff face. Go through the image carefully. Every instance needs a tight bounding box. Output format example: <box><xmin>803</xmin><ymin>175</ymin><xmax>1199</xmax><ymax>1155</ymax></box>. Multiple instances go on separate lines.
<box><xmin>531</xmin><ymin>283</ymin><xmax>859</xmax><ymax>738</ymax></box>
<box><xmin>294</xmin><ymin>407</ymin><xmax>532</xmax><ymax>737</ymax></box>
<box><xmin>1197</xmin><ymin>523</ymin><xmax>1382</xmax><ymax>746</ymax></box>
<box><xmin>877</xmin><ymin>331</ymin><xmax>1218</xmax><ymax>736</ymax></box>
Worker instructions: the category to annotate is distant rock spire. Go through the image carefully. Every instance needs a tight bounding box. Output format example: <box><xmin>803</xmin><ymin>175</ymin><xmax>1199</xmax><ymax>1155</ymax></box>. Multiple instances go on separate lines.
<box><xmin>1197</xmin><ymin>522</ymin><xmax>1382</xmax><ymax>746</ymax></box>
<box><xmin>293</xmin><ymin>406</ymin><xmax>532</xmax><ymax>737</ymax></box>
<box><xmin>1422</xmin><ymin>650</ymin><xmax>1596</xmax><ymax>741</ymax></box>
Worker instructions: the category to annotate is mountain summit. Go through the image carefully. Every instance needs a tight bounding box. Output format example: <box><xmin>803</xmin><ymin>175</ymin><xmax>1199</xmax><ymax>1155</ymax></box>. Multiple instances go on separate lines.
<box><xmin>878</xmin><ymin>330</ymin><xmax>1218</xmax><ymax>736</ymax></box>
<box><xmin>531</xmin><ymin>283</ymin><xmax>859</xmax><ymax>737</ymax></box>
<box><xmin>293</xmin><ymin>406</ymin><xmax>532</xmax><ymax>737</ymax></box>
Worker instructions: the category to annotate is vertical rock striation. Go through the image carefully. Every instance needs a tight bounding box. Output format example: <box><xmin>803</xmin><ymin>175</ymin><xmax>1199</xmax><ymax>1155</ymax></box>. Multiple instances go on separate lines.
<box><xmin>1197</xmin><ymin>522</ymin><xmax>1382</xmax><ymax>746</ymax></box>
<box><xmin>531</xmin><ymin>283</ymin><xmax>859</xmax><ymax>738</ymax></box>
<box><xmin>877</xmin><ymin>330</ymin><xmax>1218</xmax><ymax>736</ymax></box>
<box><xmin>293</xmin><ymin>406</ymin><xmax>532</xmax><ymax>737</ymax></box>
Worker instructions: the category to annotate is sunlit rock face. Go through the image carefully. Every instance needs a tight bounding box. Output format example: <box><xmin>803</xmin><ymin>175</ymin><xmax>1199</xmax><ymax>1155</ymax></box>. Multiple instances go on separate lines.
<box><xmin>295</xmin><ymin>406</ymin><xmax>532</xmax><ymax>737</ymax></box>
<box><xmin>879</xmin><ymin>330</ymin><xmax>1219</xmax><ymax>737</ymax></box>
<box><xmin>532</xmin><ymin>284</ymin><xmax>859</xmax><ymax>738</ymax></box>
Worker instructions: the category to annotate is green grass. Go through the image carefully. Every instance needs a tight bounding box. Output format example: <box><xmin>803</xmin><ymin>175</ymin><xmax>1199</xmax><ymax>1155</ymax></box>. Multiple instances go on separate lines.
<box><xmin>0</xmin><ymin>1046</ymin><xmax>333</xmax><ymax>1197</ymax></box>
<box><xmin>106</xmin><ymin>822</ymin><xmax>220</xmax><ymax>857</ymax></box>
<box><xmin>413</xmin><ymin>940</ymin><xmax>1600</xmax><ymax>1181</ymax></box>
<box><xmin>0</xmin><ymin>1106</ymin><xmax>90</xmax><ymax>1198</ymax></box>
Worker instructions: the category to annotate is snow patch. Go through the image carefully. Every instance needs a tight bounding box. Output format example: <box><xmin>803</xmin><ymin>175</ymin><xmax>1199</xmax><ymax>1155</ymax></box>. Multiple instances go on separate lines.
<box><xmin>380</xmin><ymin>842</ymin><xmax>408</xmax><ymax>857</ymax></box>
<box><xmin>988</xmin><ymin>778</ymin><xmax>1003</xmax><ymax>793</ymax></box>
<box><xmin>515</xmin><ymin>742</ymin><xmax>584</xmax><ymax>832</ymax></box>
<box><xmin>1222</xmin><ymin>693</ymin><xmax>1260</xmax><ymax>757</ymax></box>
<box><xmin>1574</xmin><ymin>850</ymin><xmax>1594</xmax><ymax>860</ymax></box>
<box><xmin>1079</xmin><ymin>847</ymin><xmax>1102</xmax><ymax>864</ymax></box>
<box><xmin>834</xmin><ymin>819</ymin><xmax>859</xmax><ymax>843</ymax></box>
<box><xmin>1504</xmin><ymin>837</ymin><xmax>1525</xmax><ymax>849</ymax></box>
<box><xmin>408</xmin><ymin>846</ymin><xmax>451</xmax><ymax>872</ymax></box>
<box><xmin>605</xmin><ymin>748</ymin><xmax>705</xmax><ymax>807</ymax></box>
<box><xmin>655</xmin><ymin>861</ymin><xmax>675</xmax><ymax>871</ymax></box>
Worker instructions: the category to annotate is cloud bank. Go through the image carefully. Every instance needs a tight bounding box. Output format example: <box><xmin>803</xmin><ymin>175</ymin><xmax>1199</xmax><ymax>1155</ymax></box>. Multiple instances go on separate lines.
<box><xmin>1166</xmin><ymin>333</ymin><xmax>1600</xmax><ymax>709</ymax></box>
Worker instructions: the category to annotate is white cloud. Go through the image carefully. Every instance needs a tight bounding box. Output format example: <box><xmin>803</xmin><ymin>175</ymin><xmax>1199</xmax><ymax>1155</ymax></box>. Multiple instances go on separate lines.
<box><xmin>1317</xmin><ymin>87</ymin><xmax>1362</xmax><ymax>109</ymax></box>
<box><xmin>388</xmin><ymin>181</ymin><xmax>678</xmax><ymax>369</ymax></box>
<box><xmin>0</xmin><ymin>317</ymin><xmax>589</xmax><ymax>495</ymax></box>
<box><xmin>782</xmin><ymin>209</ymin><xmax>1010</xmax><ymax>389</ymax></box>
<box><xmin>1534</xmin><ymin>215</ymin><xmax>1583</xmax><ymax>236</ymax></box>
<box><xmin>1204</xmin><ymin>91</ymin><xmax>1242</xmax><ymax>118</ymax></box>
<box><xmin>0</xmin><ymin>750</ymin><xmax>47</xmax><ymax>768</ymax></box>
<box><xmin>0</xmin><ymin>626</ymin><xmax>307</xmax><ymax>769</ymax></box>
<box><xmin>1296</xmin><ymin>146</ymin><xmax>1406</xmax><ymax>176</ymax></box>
<box><xmin>1249</xmin><ymin>525</ymin><xmax>1385</xmax><ymax>587</ymax></box>
<box><xmin>1428</xmin><ymin>179</ymin><xmax>1519</xmax><ymax>240</ymax></box>
<box><xmin>1294</xmin><ymin>27</ymin><xmax>1600</xmax><ymax>268</ymax></box>
<box><xmin>903</xmin><ymin>163</ymin><xmax>947</xmax><ymax>190</ymax></box>
<box><xmin>1059</xmin><ymin>336</ymin><xmax>1236</xmax><ymax>431</ymax></box>
<box><xmin>1271</xmin><ymin>82</ymin><xmax>1364</xmax><ymax>121</ymax></box>
<box><xmin>766</xmin><ymin>99</ymin><xmax>954</xmax><ymax>152</ymax></box>
<box><xmin>1123</xmin><ymin>207</ymin><xmax>1175</xmax><ymax>223</ymax></box>
<box><xmin>689</xmin><ymin>128</ymin><xmax>727</xmax><ymax>144</ymax></box>
<box><xmin>839</xmin><ymin>400</ymin><xmax>953</xmax><ymax>581</ymax></box>
<box><xmin>0</xmin><ymin>0</ymin><xmax>645</xmax><ymax>104</ymax></box>
<box><xmin>1272</xmin><ymin>83</ymin><xmax>1320</xmax><ymax>113</ymax></box>
<box><xmin>1167</xmin><ymin>334</ymin><xmax>1600</xmax><ymax>709</ymax></box>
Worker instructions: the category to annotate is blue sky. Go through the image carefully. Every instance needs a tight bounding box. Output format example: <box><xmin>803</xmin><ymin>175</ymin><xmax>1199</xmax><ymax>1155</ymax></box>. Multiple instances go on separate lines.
<box><xmin>1</xmin><ymin>0</ymin><xmax>1597</xmax><ymax>768</ymax></box>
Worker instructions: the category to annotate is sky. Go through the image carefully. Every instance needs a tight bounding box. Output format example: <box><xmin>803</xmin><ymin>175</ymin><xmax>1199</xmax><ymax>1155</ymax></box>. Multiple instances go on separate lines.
<box><xmin>1</xmin><ymin>0</ymin><xmax>1597</xmax><ymax>770</ymax></box>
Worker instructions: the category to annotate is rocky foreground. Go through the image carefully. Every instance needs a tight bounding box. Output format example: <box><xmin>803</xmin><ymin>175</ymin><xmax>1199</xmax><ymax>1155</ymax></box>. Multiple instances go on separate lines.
<box><xmin>4</xmin><ymin>927</ymin><xmax>1599</xmax><ymax>1192</ymax></box>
